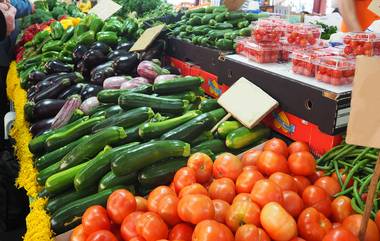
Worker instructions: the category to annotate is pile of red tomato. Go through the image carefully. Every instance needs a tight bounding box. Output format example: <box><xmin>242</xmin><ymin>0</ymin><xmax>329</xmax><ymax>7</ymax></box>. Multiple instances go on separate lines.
<box><xmin>70</xmin><ymin>138</ymin><xmax>380</xmax><ymax>241</ymax></box>
<box><xmin>343</xmin><ymin>33</ymin><xmax>380</xmax><ymax>56</ymax></box>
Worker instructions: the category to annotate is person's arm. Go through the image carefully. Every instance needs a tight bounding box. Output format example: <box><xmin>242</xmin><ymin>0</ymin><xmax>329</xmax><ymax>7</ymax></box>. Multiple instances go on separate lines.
<box><xmin>10</xmin><ymin>0</ymin><xmax>32</xmax><ymax>19</ymax></box>
<box><xmin>338</xmin><ymin>0</ymin><xmax>362</xmax><ymax>32</ymax></box>
<box><xmin>0</xmin><ymin>10</ymin><xmax>6</xmax><ymax>41</ymax></box>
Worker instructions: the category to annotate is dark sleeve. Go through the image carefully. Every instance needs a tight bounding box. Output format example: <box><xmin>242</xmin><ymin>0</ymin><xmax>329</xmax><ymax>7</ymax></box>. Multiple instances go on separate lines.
<box><xmin>0</xmin><ymin>10</ymin><xmax>6</xmax><ymax>41</ymax></box>
<box><xmin>11</xmin><ymin>0</ymin><xmax>32</xmax><ymax>19</ymax></box>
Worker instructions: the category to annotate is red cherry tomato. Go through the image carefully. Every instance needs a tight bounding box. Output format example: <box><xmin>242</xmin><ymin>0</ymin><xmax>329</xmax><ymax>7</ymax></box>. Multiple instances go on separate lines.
<box><xmin>85</xmin><ymin>230</ymin><xmax>118</xmax><ymax>241</ymax></box>
<box><xmin>302</xmin><ymin>185</ymin><xmax>332</xmax><ymax>217</ymax></box>
<box><xmin>70</xmin><ymin>224</ymin><xmax>87</xmax><ymax>241</ymax></box>
<box><xmin>288</xmin><ymin>151</ymin><xmax>316</xmax><ymax>176</ymax></box>
<box><xmin>136</xmin><ymin>212</ymin><xmax>169</xmax><ymax>241</ymax></box>
<box><xmin>213</xmin><ymin>199</ymin><xmax>230</xmax><ymax>223</ymax></box>
<box><xmin>169</xmin><ymin>223</ymin><xmax>194</xmax><ymax>241</ymax></box>
<box><xmin>256</xmin><ymin>151</ymin><xmax>289</xmax><ymax>176</ymax></box>
<box><xmin>173</xmin><ymin>167</ymin><xmax>197</xmax><ymax>193</ymax></box>
<box><xmin>236</xmin><ymin>169</ymin><xmax>264</xmax><ymax>194</ymax></box>
<box><xmin>251</xmin><ymin>179</ymin><xmax>284</xmax><ymax>207</ymax></box>
<box><xmin>213</xmin><ymin>153</ymin><xmax>243</xmax><ymax>181</ymax></box>
<box><xmin>283</xmin><ymin>190</ymin><xmax>304</xmax><ymax>218</ymax></box>
<box><xmin>82</xmin><ymin>205</ymin><xmax>111</xmax><ymax>235</ymax></box>
<box><xmin>235</xmin><ymin>224</ymin><xmax>271</xmax><ymax>241</ymax></box>
<box><xmin>263</xmin><ymin>138</ymin><xmax>289</xmax><ymax>157</ymax></box>
<box><xmin>120</xmin><ymin>211</ymin><xmax>144</xmax><ymax>241</ymax></box>
<box><xmin>107</xmin><ymin>189</ymin><xmax>136</xmax><ymax>224</ymax></box>
<box><xmin>208</xmin><ymin>177</ymin><xmax>236</xmax><ymax>204</ymax></box>
<box><xmin>241</xmin><ymin>149</ymin><xmax>262</xmax><ymax>167</ymax></box>
<box><xmin>298</xmin><ymin>207</ymin><xmax>332</xmax><ymax>241</ymax></box>
<box><xmin>187</xmin><ymin>153</ymin><xmax>213</xmax><ymax>184</ymax></box>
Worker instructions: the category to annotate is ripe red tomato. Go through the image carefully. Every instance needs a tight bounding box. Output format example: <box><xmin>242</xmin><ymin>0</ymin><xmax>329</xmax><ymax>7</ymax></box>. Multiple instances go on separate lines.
<box><xmin>302</xmin><ymin>185</ymin><xmax>332</xmax><ymax>217</ymax></box>
<box><xmin>263</xmin><ymin>138</ymin><xmax>289</xmax><ymax>157</ymax></box>
<box><xmin>158</xmin><ymin>194</ymin><xmax>181</xmax><ymax>226</ymax></box>
<box><xmin>344</xmin><ymin>35</ymin><xmax>352</xmax><ymax>44</ymax></box>
<box><xmin>314</xmin><ymin>177</ymin><xmax>341</xmax><ymax>196</ymax></box>
<box><xmin>107</xmin><ymin>189</ymin><xmax>136</xmax><ymax>224</ymax></box>
<box><xmin>82</xmin><ymin>205</ymin><xmax>111</xmax><ymax>235</ymax></box>
<box><xmin>70</xmin><ymin>224</ymin><xmax>87</xmax><ymax>241</ymax></box>
<box><xmin>135</xmin><ymin>196</ymin><xmax>147</xmax><ymax>212</ymax></box>
<box><xmin>235</xmin><ymin>224</ymin><xmax>271</xmax><ymax>241</ymax></box>
<box><xmin>331</xmin><ymin>196</ymin><xmax>353</xmax><ymax>223</ymax></box>
<box><xmin>322</xmin><ymin>227</ymin><xmax>359</xmax><ymax>241</ymax></box>
<box><xmin>283</xmin><ymin>190</ymin><xmax>304</xmax><ymax>218</ymax></box>
<box><xmin>169</xmin><ymin>223</ymin><xmax>194</xmax><ymax>241</ymax></box>
<box><xmin>241</xmin><ymin>149</ymin><xmax>262</xmax><ymax>167</ymax></box>
<box><xmin>243</xmin><ymin>165</ymin><xmax>258</xmax><ymax>172</ymax></box>
<box><xmin>293</xmin><ymin>176</ymin><xmax>311</xmax><ymax>195</ymax></box>
<box><xmin>187</xmin><ymin>153</ymin><xmax>213</xmax><ymax>184</ymax></box>
<box><xmin>233</xmin><ymin>193</ymin><xmax>252</xmax><ymax>203</ymax></box>
<box><xmin>288</xmin><ymin>151</ymin><xmax>316</xmax><ymax>176</ymax></box>
<box><xmin>376</xmin><ymin>211</ymin><xmax>380</xmax><ymax>232</ymax></box>
<box><xmin>192</xmin><ymin>220</ymin><xmax>234</xmax><ymax>241</ymax></box>
<box><xmin>86</xmin><ymin>230</ymin><xmax>118</xmax><ymax>241</ymax></box>
<box><xmin>298</xmin><ymin>207</ymin><xmax>332</xmax><ymax>241</ymax></box>
<box><xmin>236</xmin><ymin>169</ymin><xmax>264</xmax><ymax>193</ymax></box>
<box><xmin>213</xmin><ymin>199</ymin><xmax>230</xmax><ymax>223</ymax></box>
<box><xmin>260</xmin><ymin>202</ymin><xmax>297</xmax><ymax>241</ymax></box>
<box><xmin>208</xmin><ymin>177</ymin><xmax>236</xmax><ymax>204</ymax></box>
<box><xmin>331</xmin><ymin>169</ymin><xmax>353</xmax><ymax>188</ymax></box>
<box><xmin>308</xmin><ymin>170</ymin><xmax>325</xmax><ymax>184</ymax></box>
<box><xmin>251</xmin><ymin>179</ymin><xmax>284</xmax><ymax>207</ymax></box>
<box><xmin>269</xmin><ymin>172</ymin><xmax>298</xmax><ymax>192</ymax></box>
<box><xmin>120</xmin><ymin>211</ymin><xmax>144</xmax><ymax>241</ymax></box>
<box><xmin>213</xmin><ymin>153</ymin><xmax>243</xmax><ymax>181</ymax></box>
<box><xmin>174</xmin><ymin>167</ymin><xmax>197</xmax><ymax>193</ymax></box>
<box><xmin>179</xmin><ymin>183</ymin><xmax>208</xmax><ymax>199</ymax></box>
<box><xmin>288</xmin><ymin>142</ymin><xmax>309</xmax><ymax>154</ymax></box>
<box><xmin>225</xmin><ymin>200</ymin><xmax>261</xmax><ymax>232</ymax></box>
<box><xmin>177</xmin><ymin>194</ymin><xmax>215</xmax><ymax>225</ymax></box>
<box><xmin>136</xmin><ymin>212</ymin><xmax>169</xmax><ymax>241</ymax></box>
<box><xmin>342</xmin><ymin>215</ymin><xmax>380</xmax><ymax>241</ymax></box>
<box><xmin>256</xmin><ymin>151</ymin><xmax>289</xmax><ymax>176</ymax></box>
<box><xmin>147</xmin><ymin>186</ymin><xmax>176</xmax><ymax>213</ymax></box>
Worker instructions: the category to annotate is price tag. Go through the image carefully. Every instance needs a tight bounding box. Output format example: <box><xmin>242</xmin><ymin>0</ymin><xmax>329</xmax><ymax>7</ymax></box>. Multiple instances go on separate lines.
<box><xmin>368</xmin><ymin>0</ymin><xmax>380</xmax><ymax>17</ymax></box>
<box><xmin>129</xmin><ymin>24</ymin><xmax>166</xmax><ymax>52</ymax></box>
<box><xmin>88</xmin><ymin>0</ymin><xmax>122</xmax><ymax>21</ymax></box>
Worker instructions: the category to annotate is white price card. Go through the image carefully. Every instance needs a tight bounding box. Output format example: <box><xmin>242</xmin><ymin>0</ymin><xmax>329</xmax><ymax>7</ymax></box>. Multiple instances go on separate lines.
<box><xmin>368</xmin><ymin>0</ymin><xmax>380</xmax><ymax>17</ymax></box>
<box><xmin>88</xmin><ymin>0</ymin><xmax>122</xmax><ymax>21</ymax></box>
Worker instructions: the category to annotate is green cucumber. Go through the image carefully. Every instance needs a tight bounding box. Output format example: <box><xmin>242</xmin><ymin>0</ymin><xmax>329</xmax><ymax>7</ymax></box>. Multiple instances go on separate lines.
<box><xmin>59</xmin><ymin>127</ymin><xmax>126</xmax><ymax>171</ymax></box>
<box><xmin>201</xmin><ymin>14</ymin><xmax>217</xmax><ymax>24</ymax></box>
<box><xmin>37</xmin><ymin>161</ymin><xmax>61</xmax><ymax>185</ymax></box>
<box><xmin>29</xmin><ymin>117</ymin><xmax>89</xmax><ymax>155</ymax></box>
<box><xmin>217</xmin><ymin>121</ymin><xmax>242</xmax><ymax>138</ymax></box>
<box><xmin>225</xmin><ymin>11</ymin><xmax>245</xmax><ymax>20</ymax></box>
<box><xmin>190</xmin><ymin>131</ymin><xmax>214</xmax><ymax>145</ymax></box>
<box><xmin>35</xmin><ymin>135</ymin><xmax>90</xmax><ymax>171</ymax></box>
<box><xmin>213</xmin><ymin>22</ymin><xmax>233</xmax><ymax>30</ymax></box>
<box><xmin>74</xmin><ymin>142</ymin><xmax>139</xmax><ymax>191</ymax></box>
<box><xmin>161</xmin><ymin>108</ymin><xmax>226</xmax><ymax>142</ymax></box>
<box><xmin>104</xmin><ymin>105</ymin><xmax>123</xmax><ymax>118</ymax></box>
<box><xmin>98</xmin><ymin>172</ymin><xmax>137</xmax><ymax>191</ymax></box>
<box><xmin>139</xmin><ymin>110</ymin><xmax>201</xmax><ymax>140</ymax></box>
<box><xmin>46</xmin><ymin>146</ymin><xmax>112</xmax><ymax>195</ymax></box>
<box><xmin>111</xmin><ymin>140</ymin><xmax>191</xmax><ymax>176</ymax></box>
<box><xmin>46</xmin><ymin>187</ymin><xmax>97</xmax><ymax>214</ymax></box>
<box><xmin>45</xmin><ymin>116</ymin><xmax>105</xmax><ymax>151</ymax></box>
<box><xmin>192</xmin><ymin>139</ymin><xmax>226</xmax><ymax>154</ymax></box>
<box><xmin>160</xmin><ymin>91</ymin><xmax>197</xmax><ymax>102</ymax></box>
<box><xmin>51</xmin><ymin>185</ymin><xmax>126</xmax><ymax>234</ymax></box>
<box><xmin>226</xmin><ymin>125</ymin><xmax>271</xmax><ymax>149</ymax></box>
<box><xmin>92</xmin><ymin>107</ymin><xmax>154</xmax><ymax>132</ymax></box>
<box><xmin>199</xmin><ymin>99</ymin><xmax>220</xmax><ymax>112</ymax></box>
<box><xmin>153</xmin><ymin>76</ymin><xmax>203</xmax><ymax>94</ymax></box>
<box><xmin>97</xmin><ymin>84</ymin><xmax>152</xmax><ymax>104</ymax></box>
<box><xmin>119</xmin><ymin>93</ymin><xmax>189</xmax><ymax>114</ymax></box>
<box><xmin>138</xmin><ymin>157</ymin><xmax>187</xmax><ymax>187</ymax></box>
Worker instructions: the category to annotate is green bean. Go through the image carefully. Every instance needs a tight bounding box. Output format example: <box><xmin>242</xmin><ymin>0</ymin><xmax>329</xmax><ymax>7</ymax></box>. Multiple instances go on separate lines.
<box><xmin>342</xmin><ymin>159</ymin><xmax>369</xmax><ymax>191</ymax></box>
<box><xmin>353</xmin><ymin>180</ymin><xmax>364</xmax><ymax>208</ymax></box>
<box><xmin>351</xmin><ymin>197</ymin><xmax>364</xmax><ymax>214</ymax></box>
<box><xmin>365</xmin><ymin>153</ymin><xmax>380</xmax><ymax>160</ymax></box>
<box><xmin>352</xmin><ymin>147</ymin><xmax>372</xmax><ymax>165</ymax></box>
<box><xmin>359</xmin><ymin>174</ymin><xmax>372</xmax><ymax>195</ymax></box>
<box><xmin>318</xmin><ymin>144</ymin><xmax>346</xmax><ymax>164</ymax></box>
<box><xmin>333</xmin><ymin>186</ymin><xmax>354</xmax><ymax>197</ymax></box>
<box><xmin>333</xmin><ymin>145</ymin><xmax>357</xmax><ymax>161</ymax></box>
<box><xmin>334</xmin><ymin>161</ymin><xmax>344</xmax><ymax>187</ymax></box>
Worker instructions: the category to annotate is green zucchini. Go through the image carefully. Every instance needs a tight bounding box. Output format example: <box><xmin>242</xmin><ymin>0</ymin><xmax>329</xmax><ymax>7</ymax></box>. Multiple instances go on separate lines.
<box><xmin>139</xmin><ymin>110</ymin><xmax>201</xmax><ymax>140</ymax></box>
<box><xmin>217</xmin><ymin>121</ymin><xmax>242</xmax><ymax>138</ymax></box>
<box><xmin>197</xmin><ymin>149</ymin><xmax>216</xmax><ymax>160</ymax></box>
<box><xmin>88</xmin><ymin>104</ymin><xmax>113</xmax><ymax>116</ymax></box>
<box><xmin>111</xmin><ymin>140</ymin><xmax>191</xmax><ymax>176</ymax></box>
<box><xmin>97</xmin><ymin>84</ymin><xmax>152</xmax><ymax>104</ymax></box>
<box><xmin>160</xmin><ymin>91</ymin><xmax>197</xmax><ymax>102</ymax></box>
<box><xmin>74</xmin><ymin>142</ymin><xmax>139</xmax><ymax>191</ymax></box>
<box><xmin>213</xmin><ymin>22</ymin><xmax>233</xmax><ymax>30</ymax></box>
<box><xmin>225</xmin><ymin>11</ymin><xmax>245</xmax><ymax>20</ymax></box>
<box><xmin>201</xmin><ymin>14</ymin><xmax>217</xmax><ymax>24</ymax></box>
<box><xmin>161</xmin><ymin>108</ymin><xmax>226</xmax><ymax>142</ymax></box>
<box><xmin>153</xmin><ymin>76</ymin><xmax>203</xmax><ymax>94</ymax></box>
<box><xmin>59</xmin><ymin>126</ymin><xmax>126</xmax><ymax>171</ymax></box>
<box><xmin>208</xmin><ymin>29</ymin><xmax>233</xmax><ymax>39</ymax></box>
<box><xmin>189</xmin><ymin>16</ymin><xmax>202</xmax><ymax>26</ymax></box>
<box><xmin>29</xmin><ymin>117</ymin><xmax>89</xmax><ymax>155</ymax></box>
<box><xmin>190</xmin><ymin>131</ymin><xmax>214</xmax><ymax>145</ymax></box>
<box><xmin>199</xmin><ymin>99</ymin><xmax>220</xmax><ymax>112</ymax></box>
<box><xmin>212</xmin><ymin>6</ymin><xmax>227</xmax><ymax>13</ymax></box>
<box><xmin>46</xmin><ymin>187</ymin><xmax>97</xmax><ymax>214</ymax></box>
<box><xmin>45</xmin><ymin>116</ymin><xmax>105</xmax><ymax>151</ymax></box>
<box><xmin>119</xmin><ymin>93</ymin><xmax>189</xmax><ymax>114</ymax></box>
<box><xmin>35</xmin><ymin>135</ymin><xmax>90</xmax><ymax>171</ymax></box>
<box><xmin>37</xmin><ymin>161</ymin><xmax>61</xmax><ymax>185</ymax></box>
<box><xmin>51</xmin><ymin>185</ymin><xmax>126</xmax><ymax>234</ymax></box>
<box><xmin>226</xmin><ymin>125</ymin><xmax>271</xmax><ymax>149</ymax></box>
<box><xmin>98</xmin><ymin>172</ymin><xmax>137</xmax><ymax>191</ymax></box>
<box><xmin>215</xmin><ymin>13</ymin><xmax>225</xmax><ymax>22</ymax></box>
<box><xmin>239</xmin><ymin>27</ymin><xmax>251</xmax><ymax>36</ymax></box>
<box><xmin>138</xmin><ymin>157</ymin><xmax>187</xmax><ymax>187</ymax></box>
<box><xmin>192</xmin><ymin>139</ymin><xmax>226</xmax><ymax>155</ymax></box>
<box><xmin>104</xmin><ymin>105</ymin><xmax>123</xmax><ymax>118</ymax></box>
<box><xmin>185</xmin><ymin>7</ymin><xmax>206</xmax><ymax>17</ymax></box>
<box><xmin>92</xmin><ymin>107</ymin><xmax>154</xmax><ymax>132</ymax></box>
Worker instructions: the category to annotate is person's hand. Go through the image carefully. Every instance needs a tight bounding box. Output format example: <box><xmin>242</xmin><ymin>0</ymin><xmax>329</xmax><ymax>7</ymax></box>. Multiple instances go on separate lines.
<box><xmin>31</xmin><ymin>2</ymin><xmax>35</xmax><ymax>13</ymax></box>
<box><xmin>0</xmin><ymin>2</ymin><xmax>16</xmax><ymax>36</ymax></box>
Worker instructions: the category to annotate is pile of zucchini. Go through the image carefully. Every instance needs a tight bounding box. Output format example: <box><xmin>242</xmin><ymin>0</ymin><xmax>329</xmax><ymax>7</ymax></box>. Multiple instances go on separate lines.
<box><xmin>169</xmin><ymin>6</ymin><xmax>267</xmax><ymax>50</ymax></box>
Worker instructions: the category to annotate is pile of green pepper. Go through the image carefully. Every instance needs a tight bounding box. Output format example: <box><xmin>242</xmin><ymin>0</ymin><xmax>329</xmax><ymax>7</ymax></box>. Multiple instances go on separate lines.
<box><xmin>318</xmin><ymin>143</ymin><xmax>380</xmax><ymax>217</ymax></box>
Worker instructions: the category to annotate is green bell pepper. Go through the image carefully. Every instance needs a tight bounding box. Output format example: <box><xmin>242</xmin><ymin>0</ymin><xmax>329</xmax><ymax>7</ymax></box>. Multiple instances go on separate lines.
<box><xmin>32</xmin><ymin>30</ymin><xmax>50</xmax><ymax>45</ymax></box>
<box><xmin>101</xmin><ymin>20</ymin><xmax>123</xmax><ymax>34</ymax></box>
<box><xmin>42</xmin><ymin>51</ymin><xmax>60</xmax><ymax>59</ymax></box>
<box><xmin>61</xmin><ymin>26</ymin><xmax>75</xmax><ymax>42</ymax></box>
<box><xmin>89</xmin><ymin>17</ymin><xmax>104</xmax><ymax>33</ymax></box>
<box><xmin>51</xmin><ymin>21</ymin><xmax>64</xmax><ymax>40</ymax></box>
<box><xmin>96</xmin><ymin>31</ymin><xmax>118</xmax><ymax>46</ymax></box>
<box><xmin>63</xmin><ymin>39</ymin><xmax>77</xmax><ymax>52</ymax></box>
<box><xmin>77</xmin><ymin>30</ymin><xmax>95</xmax><ymax>45</ymax></box>
<box><xmin>42</xmin><ymin>40</ymin><xmax>63</xmax><ymax>53</ymax></box>
<box><xmin>74</xmin><ymin>23</ymin><xmax>89</xmax><ymax>38</ymax></box>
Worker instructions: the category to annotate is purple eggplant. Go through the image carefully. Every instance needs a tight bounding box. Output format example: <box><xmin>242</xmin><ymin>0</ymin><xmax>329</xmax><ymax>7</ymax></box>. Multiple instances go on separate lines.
<box><xmin>45</xmin><ymin>60</ymin><xmax>73</xmax><ymax>74</ymax></box>
<box><xmin>116</xmin><ymin>41</ymin><xmax>134</xmax><ymax>52</ymax></box>
<box><xmin>24</xmin><ymin>99</ymin><xmax>65</xmax><ymax>121</ymax></box>
<box><xmin>81</xmin><ymin>84</ymin><xmax>103</xmax><ymax>99</ymax></box>
<box><xmin>72</xmin><ymin>45</ymin><xmax>88</xmax><ymax>64</ymax></box>
<box><xmin>58</xmin><ymin>83</ymin><xmax>87</xmax><ymax>99</ymax></box>
<box><xmin>34</xmin><ymin>78</ymin><xmax>72</xmax><ymax>102</ymax></box>
<box><xmin>27</xmin><ymin>71</ymin><xmax>47</xmax><ymax>84</ymax></box>
<box><xmin>112</xmin><ymin>53</ymin><xmax>139</xmax><ymax>75</ymax></box>
<box><xmin>82</xmin><ymin>49</ymin><xmax>108</xmax><ymax>70</ymax></box>
<box><xmin>30</xmin><ymin>118</ymin><xmax>54</xmax><ymax>136</ymax></box>
<box><xmin>107</xmin><ymin>50</ymin><xmax>130</xmax><ymax>61</ymax></box>
<box><xmin>51</xmin><ymin>95</ymin><xmax>82</xmax><ymax>129</ymax></box>
<box><xmin>90</xmin><ymin>42</ymin><xmax>112</xmax><ymax>55</ymax></box>
<box><xmin>90</xmin><ymin>61</ymin><xmax>115</xmax><ymax>85</ymax></box>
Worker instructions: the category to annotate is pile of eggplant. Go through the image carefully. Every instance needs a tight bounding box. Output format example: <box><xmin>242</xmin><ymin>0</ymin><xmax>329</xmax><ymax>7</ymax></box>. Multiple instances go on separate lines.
<box><xmin>24</xmin><ymin>39</ymin><xmax>171</xmax><ymax>137</ymax></box>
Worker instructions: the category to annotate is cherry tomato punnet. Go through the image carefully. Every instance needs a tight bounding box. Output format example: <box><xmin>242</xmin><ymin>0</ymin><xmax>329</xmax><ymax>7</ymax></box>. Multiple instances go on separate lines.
<box><xmin>260</xmin><ymin>202</ymin><xmax>297</xmax><ymax>241</ymax></box>
<box><xmin>106</xmin><ymin>189</ymin><xmax>136</xmax><ymax>224</ymax></box>
<box><xmin>208</xmin><ymin>177</ymin><xmax>236</xmax><ymax>204</ymax></box>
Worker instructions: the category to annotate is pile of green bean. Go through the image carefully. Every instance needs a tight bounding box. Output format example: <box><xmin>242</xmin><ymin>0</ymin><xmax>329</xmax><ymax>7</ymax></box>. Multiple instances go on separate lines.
<box><xmin>318</xmin><ymin>143</ymin><xmax>379</xmax><ymax>217</ymax></box>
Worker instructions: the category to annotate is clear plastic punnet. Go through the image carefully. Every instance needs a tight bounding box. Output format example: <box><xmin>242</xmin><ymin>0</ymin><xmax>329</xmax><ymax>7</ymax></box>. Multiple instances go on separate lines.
<box><xmin>290</xmin><ymin>49</ymin><xmax>332</xmax><ymax>77</ymax></box>
<box><xmin>343</xmin><ymin>32</ymin><xmax>380</xmax><ymax>56</ymax></box>
<box><xmin>246</xmin><ymin>41</ymin><xmax>281</xmax><ymax>63</ymax></box>
<box><xmin>315</xmin><ymin>56</ymin><xmax>355</xmax><ymax>86</ymax></box>
<box><xmin>251</xmin><ymin>18</ymin><xmax>283</xmax><ymax>43</ymax></box>
<box><xmin>286</xmin><ymin>23</ymin><xmax>322</xmax><ymax>47</ymax></box>
<box><xmin>235</xmin><ymin>37</ymin><xmax>251</xmax><ymax>57</ymax></box>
